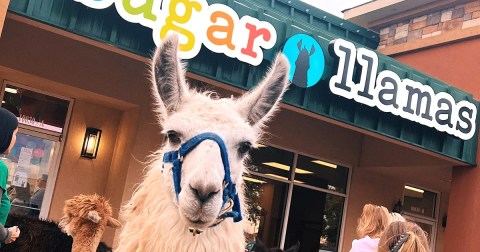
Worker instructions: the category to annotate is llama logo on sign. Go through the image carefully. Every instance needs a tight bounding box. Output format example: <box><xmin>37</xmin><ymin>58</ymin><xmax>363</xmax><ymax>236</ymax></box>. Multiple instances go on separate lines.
<box><xmin>282</xmin><ymin>34</ymin><xmax>325</xmax><ymax>88</ymax></box>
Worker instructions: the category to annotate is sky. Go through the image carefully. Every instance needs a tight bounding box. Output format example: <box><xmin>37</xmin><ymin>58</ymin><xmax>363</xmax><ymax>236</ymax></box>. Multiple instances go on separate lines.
<box><xmin>300</xmin><ymin>0</ymin><xmax>371</xmax><ymax>17</ymax></box>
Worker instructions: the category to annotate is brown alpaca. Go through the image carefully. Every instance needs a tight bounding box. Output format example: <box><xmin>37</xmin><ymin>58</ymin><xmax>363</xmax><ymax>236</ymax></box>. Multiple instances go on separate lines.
<box><xmin>58</xmin><ymin>194</ymin><xmax>121</xmax><ymax>252</ymax></box>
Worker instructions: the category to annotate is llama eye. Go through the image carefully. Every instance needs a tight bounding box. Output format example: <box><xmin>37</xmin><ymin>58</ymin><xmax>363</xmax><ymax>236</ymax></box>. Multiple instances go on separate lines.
<box><xmin>166</xmin><ymin>130</ymin><xmax>181</xmax><ymax>145</ymax></box>
<box><xmin>238</xmin><ymin>142</ymin><xmax>252</xmax><ymax>156</ymax></box>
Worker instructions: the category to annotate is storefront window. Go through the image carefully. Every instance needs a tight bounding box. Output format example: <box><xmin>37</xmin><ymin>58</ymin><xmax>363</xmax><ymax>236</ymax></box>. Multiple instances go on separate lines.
<box><xmin>244</xmin><ymin>145</ymin><xmax>349</xmax><ymax>251</ymax></box>
<box><xmin>284</xmin><ymin>186</ymin><xmax>344</xmax><ymax>251</ymax></box>
<box><xmin>1</xmin><ymin>83</ymin><xmax>69</xmax><ymax>134</ymax></box>
<box><xmin>404</xmin><ymin>215</ymin><xmax>436</xmax><ymax>251</ymax></box>
<box><xmin>403</xmin><ymin>185</ymin><xmax>438</xmax><ymax>251</ymax></box>
<box><xmin>3</xmin><ymin>133</ymin><xmax>56</xmax><ymax>217</ymax></box>
<box><xmin>1</xmin><ymin>83</ymin><xmax>70</xmax><ymax>219</ymax></box>
<box><xmin>294</xmin><ymin>155</ymin><xmax>349</xmax><ymax>193</ymax></box>
<box><xmin>243</xmin><ymin>174</ymin><xmax>289</xmax><ymax>248</ymax></box>
<box><xmin>403</xmin><ymin>185</ymin><xmax>437</xmax><ymax>218</ymax></box>
<box><xmin>250</xmin><ymin>146</ymin><xmax>295</xmax><ymax>181</ymax></box>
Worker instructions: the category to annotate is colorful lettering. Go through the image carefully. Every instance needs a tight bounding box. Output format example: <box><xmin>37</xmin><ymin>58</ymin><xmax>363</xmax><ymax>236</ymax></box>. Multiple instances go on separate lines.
<box><xmin>122</xmin><ymin>0</ymin><xmax>157</xmax><ymax>21</ymax></box>
<box><xmin>207</xmin><ymin>11</ymin><xmax>235</xmax><ymax>50</ymax></box>
<box><xmin>78</xmin><ymin>0</ymin><xmax>278</xmax><ymax>65</ymax></box>
<box><xmin>241</xmin><ymin>23</ymin><xmax>272</xmax><ymax>58</ymax></box>
<box><xmin>161</xmin><ymin>0</ymin><xmax>202</xmax><ymax>51</ymax></box>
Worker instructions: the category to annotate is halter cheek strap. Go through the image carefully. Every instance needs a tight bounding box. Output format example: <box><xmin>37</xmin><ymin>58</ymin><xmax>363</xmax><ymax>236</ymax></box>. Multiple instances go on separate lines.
<box><xmin>162</xmin><ymin>132</ymin><xmax>242</xmax><ymax>226</ymax></box>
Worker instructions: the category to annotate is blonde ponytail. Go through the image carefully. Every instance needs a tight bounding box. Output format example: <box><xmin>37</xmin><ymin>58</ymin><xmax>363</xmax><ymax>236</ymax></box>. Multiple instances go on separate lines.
<box><xmin>398</xmin><ymin>231</ymin><xmax>430</xmax><ymax>252</ymax></box>
<box><xmin>378</xmin><ymin>222</ymin><xmax>431</xmax><ymax>252</ymax></box>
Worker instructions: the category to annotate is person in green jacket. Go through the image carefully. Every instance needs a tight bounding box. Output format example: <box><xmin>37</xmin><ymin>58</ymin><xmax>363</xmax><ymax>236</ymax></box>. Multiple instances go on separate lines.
<box><xmin>0</xmin><ymin>108</ymin><xmax>21</xmax><ymax>243</ymax></box>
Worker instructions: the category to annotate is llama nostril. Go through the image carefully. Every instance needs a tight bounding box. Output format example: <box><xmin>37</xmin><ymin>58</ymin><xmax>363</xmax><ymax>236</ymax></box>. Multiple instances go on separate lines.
<box><xmin>189</xmin><ymin>184</ymin><xmax>220</xmax><ymax>203</ymax></box>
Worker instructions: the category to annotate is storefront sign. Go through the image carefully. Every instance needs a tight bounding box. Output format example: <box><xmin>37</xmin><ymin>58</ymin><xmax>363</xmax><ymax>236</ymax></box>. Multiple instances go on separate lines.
<box><xmin>282</xmin><ymin>34</ymin><xmax>325</xmax><ymax>88</ymax></box>
<box><xmin>283</xmin><ymin>36</ymin><xmax>477</xmax><ymax>140</ymax></box>
<box><xmin>330</xmin><ymin>39</ymin><xmax>476</xmax><ymax>140</ymax></box>
<box><xmin>75</xmin><ymin>0</ymin><xmax>277</xmax><ymax>66</ymax></box>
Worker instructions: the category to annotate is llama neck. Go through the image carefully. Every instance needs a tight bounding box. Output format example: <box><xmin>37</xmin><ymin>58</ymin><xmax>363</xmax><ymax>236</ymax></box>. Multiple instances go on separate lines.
<box><xmin>71</xmin><ymin>224</ymin><xmax>103</xmax><ymax>252</ymax></box>
<box><xmin>117</xmin><ymin>165</ymin><xmax>246</xmax><ymax>252</ymax></box>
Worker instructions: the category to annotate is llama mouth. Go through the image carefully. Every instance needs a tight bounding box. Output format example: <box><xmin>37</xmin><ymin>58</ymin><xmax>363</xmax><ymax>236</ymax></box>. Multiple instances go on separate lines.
<box><xmin>192</xmin><ymin>220</ymin><xmax>206</xmax><ymax>224</ymax></box>
<box><xmin>185</xmin><ymin>218</ymin><xmax>210</xmax><ymax>228</ymax></box>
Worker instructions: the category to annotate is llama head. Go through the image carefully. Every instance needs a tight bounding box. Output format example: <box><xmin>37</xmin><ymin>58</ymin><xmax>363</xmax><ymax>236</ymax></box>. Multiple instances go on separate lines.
<box><xmin>151</xmin><ymin>34</ymin><xmax>290</xmax><ymax>230</ymax></box>
<box><xmin>59</xmin><ymin>194</ymin><xmax>121</xmax><ymax>236</ymax></box>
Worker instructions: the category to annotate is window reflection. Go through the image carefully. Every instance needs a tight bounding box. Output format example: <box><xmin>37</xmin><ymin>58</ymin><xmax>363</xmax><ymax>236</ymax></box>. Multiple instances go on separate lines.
<box><xmin>2</xmin><ymin>84</ymin><xmax>69</xmax><ymax>134</ymax></box>
<box><xmin>294</xmin><ymin>155</ymin><xmax>348</xmax><ymax>193</ymax></box>
<box><xmin>250</xmin><ymin>146</ymin><xmax>294</xmax><ymax>180</ymax></box>
<box><xmin>3</xmin><ymin>133</ymin><xmax>54</xmax><ymax>218</ymax></box>
<box><xmin>403</xmin><ymin>185</ymin><xmax>437</xmax><ymax>218</ymax></box>
<box><xmin>243</xmin><ymin>174</ymin><xmax>288</xmax><ymax>248</ymax></box>
<box><xmin>245</xmin><ymin>145</ymin><xmax>348</xmax><ymax>251</ymax></box>
<box><xmin>284</xmin><ymin>186</ymin><xmax>344</xmax><ymax>252</ymax></box>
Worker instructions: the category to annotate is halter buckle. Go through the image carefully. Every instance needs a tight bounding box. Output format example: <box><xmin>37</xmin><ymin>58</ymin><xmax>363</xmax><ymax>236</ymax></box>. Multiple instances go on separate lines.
<box><xmin>177</xmin><ymin>150</ymin><xmax>184</xmax><ymax>162</ymax></box>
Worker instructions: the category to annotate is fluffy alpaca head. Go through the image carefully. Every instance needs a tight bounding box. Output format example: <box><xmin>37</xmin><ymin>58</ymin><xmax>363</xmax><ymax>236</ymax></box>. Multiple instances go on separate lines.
<box><xmin>59</xmin><ymin>194</ymin><xmax>121</xmax><ymax>236</ymax></box>
<box><xmin>150</xmin><ymin>33</ymin><xmax>290</xmax><ymax>230</ymax></box>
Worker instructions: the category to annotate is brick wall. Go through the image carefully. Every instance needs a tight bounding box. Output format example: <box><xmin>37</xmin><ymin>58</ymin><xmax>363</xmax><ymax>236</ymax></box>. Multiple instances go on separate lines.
<box><xmin>378</xmin><ymin>0</ymin><xmax>480</xmax><ymax>48</ymax></box>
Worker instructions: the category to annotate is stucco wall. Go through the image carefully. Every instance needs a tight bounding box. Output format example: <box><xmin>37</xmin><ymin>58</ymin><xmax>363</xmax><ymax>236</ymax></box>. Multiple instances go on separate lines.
<box><xmin>0</xmin><ymin>17</ymin><xmax>160</xmax><ymax>246</ymax></box>
<box><xmin>387</xmin><ymin>37</ymin><xmax>480</xmax><ymax>252</ymax></box>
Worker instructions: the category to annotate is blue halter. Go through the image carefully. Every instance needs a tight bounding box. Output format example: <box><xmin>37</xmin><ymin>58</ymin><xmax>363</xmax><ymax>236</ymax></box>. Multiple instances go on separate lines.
<box><xmin>162</xmin><ymin>132</ymin><xmax>242</xmax><ymax>226</ymax></box>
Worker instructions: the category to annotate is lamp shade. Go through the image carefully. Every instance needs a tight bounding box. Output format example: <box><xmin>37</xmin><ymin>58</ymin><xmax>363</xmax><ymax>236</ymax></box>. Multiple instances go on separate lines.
<box><xmin>81</xmin><ymin>128</ymin><xmax>102</xmax><ymax>159</ymax></box>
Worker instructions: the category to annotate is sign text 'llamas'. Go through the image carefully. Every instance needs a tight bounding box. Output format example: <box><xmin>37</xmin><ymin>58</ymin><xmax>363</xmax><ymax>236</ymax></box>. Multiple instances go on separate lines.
<box><xmin>329</xmin><ymin>39</ymin><xmax>477</xmax><ymax>140</ymax></box>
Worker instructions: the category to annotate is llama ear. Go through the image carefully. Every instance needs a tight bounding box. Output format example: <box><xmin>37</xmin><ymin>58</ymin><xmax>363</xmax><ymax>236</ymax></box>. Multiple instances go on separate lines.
<box><xmin>107</xmin><ymin>217</ymin><xmax>122</xmax><ymax>229</ymax></box>
<box><xmin>151</xmin><ymin>33</ymin><xmax>189</xmax><ymax>119</ymax></box>
<box><xmin>236</xmin><ymin>53</ymin><xmax>290</xmax><ymax>127</ymax></box>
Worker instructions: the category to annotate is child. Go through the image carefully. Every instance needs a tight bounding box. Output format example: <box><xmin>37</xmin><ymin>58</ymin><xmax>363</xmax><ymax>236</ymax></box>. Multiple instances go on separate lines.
<box><xmin>0</xmin><ymin>108</ymin><xmax>21</xmax><ymax>243</ymax></box>
<box><xmin>378</xmin><ymin>221</ymin><xmax>430</xmax><ymax>252</ymax></box>
<box><xmin>350</xmin><ymin>204</ymin><xmax>390</xmax><ymax>252</ymax></box>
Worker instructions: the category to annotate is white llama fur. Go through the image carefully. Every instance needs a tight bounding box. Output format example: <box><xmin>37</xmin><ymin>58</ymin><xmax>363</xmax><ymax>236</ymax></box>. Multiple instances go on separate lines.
<box><xmin>116</xmin><ymin>34</ymin><xmax>290</xmax><ymax>252</ymax></box>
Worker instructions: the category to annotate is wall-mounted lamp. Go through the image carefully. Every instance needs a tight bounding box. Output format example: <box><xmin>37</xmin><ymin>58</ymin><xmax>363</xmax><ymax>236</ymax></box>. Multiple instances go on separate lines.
<box><xmin>81</xmin><ymin>128</ymin><xmax>102</xmax><ymax>159</ymax></box>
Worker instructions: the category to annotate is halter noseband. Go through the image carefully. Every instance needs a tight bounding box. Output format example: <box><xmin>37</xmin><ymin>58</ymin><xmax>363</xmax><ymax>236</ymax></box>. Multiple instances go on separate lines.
<box><xmin>162</xmin><ymin>132</ymin><xmax>242</xmax><ymax>235</ymax></box>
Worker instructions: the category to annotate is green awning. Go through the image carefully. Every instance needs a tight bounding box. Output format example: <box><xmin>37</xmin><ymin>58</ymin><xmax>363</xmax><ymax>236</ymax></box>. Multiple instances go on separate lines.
<box><xmin>9</xmin><ymin>0</ymin><xmax>479</xmax><ymax>164</ymax></box>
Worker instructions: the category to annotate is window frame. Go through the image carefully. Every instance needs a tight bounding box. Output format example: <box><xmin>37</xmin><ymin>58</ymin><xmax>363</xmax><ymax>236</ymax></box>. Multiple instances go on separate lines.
<box><xmin>402</xmin><ymin>183</ymin><xmax>440</xmax><ymax>252</ymax></box>
<box><xmin>1</xmin><ymin>80</ymin><xmax>74</xmax><ymax>220</ymax></box>
<box><xmin>246</xmin><ymin>142</ymin><xmax>351</xmax><ymax>251</ymax></box>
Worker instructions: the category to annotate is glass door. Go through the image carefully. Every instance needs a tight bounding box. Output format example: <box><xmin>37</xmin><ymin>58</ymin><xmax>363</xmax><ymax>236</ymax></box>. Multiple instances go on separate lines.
<box><xmin>404</xmin><ymin>215</ymin><xmax>437</xmax><ymax>251</ymax></box>
<box><xmin>1</xmin><ymin>130</ymin><xmax>59</xmax><ymax>218</ymax></box>
<box><xmin>1</xmin><ymin>81</ymin><xmax>72</xmax><ymax>219</ymax></box>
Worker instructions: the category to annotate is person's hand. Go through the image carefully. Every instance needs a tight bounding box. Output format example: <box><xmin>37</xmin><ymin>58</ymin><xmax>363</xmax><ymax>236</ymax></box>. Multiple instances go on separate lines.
<box><xmin>5</xmin><ymin>226</ymin><xmax>20</xmax><ymax>244</ymax></box>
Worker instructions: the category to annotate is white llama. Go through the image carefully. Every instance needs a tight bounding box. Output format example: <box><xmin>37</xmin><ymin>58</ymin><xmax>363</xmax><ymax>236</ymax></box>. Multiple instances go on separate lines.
<box><xmin>117</xmin><ymin>34</ymin><xmax>290</xmax><ymax>251</ymax></box>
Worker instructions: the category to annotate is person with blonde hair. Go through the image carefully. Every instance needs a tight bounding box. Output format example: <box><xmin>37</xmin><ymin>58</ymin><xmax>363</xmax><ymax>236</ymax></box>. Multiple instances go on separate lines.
<box><xmin>390</xmin><ymin>212</ymin><xmax>406</xmax><ymax>223</ymax></box>
<box><xmin>350</xmin><ymin>204</ymin><xmax>391</xmax><ymax>252</ymax></box>
<box><xmin>377</xmin><ymin>221</ymin><xmax>430</xmax><ymax>252</ymax></box>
